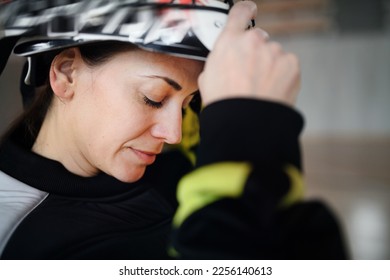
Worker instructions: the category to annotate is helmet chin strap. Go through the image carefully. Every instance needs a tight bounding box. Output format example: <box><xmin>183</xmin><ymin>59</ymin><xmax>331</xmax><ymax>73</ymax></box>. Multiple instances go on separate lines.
<box><xmin>20</xmin><ymin>60</ymin><xmax>36</xmax><ymax>109</ymax></box>
<box><xmin>24</xmin><ymin>57</ymin><xmax>32</xmax><ymax>85</ymax></box>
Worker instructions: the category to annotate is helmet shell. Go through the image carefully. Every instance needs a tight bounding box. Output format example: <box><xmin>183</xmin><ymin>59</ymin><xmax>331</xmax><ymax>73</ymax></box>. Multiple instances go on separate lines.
<box><xmin>1</xmin><ymin>0</ymin><xmax>231</xmax><ymax>63</ymax></box>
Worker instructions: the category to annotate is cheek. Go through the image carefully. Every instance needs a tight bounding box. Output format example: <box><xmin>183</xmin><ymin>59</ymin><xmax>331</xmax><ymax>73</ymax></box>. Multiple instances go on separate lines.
<box><xmin>83</xmin><ymin>105</ymin><xmax>143</xmax><ymax>151</ymax></box>
<box><xmin>74</xmin><ymin>80</ymin><xmax>138</xmax><ymax>140</ymax></box>
<box><xmin>78</xmin><ymin>95</ymin><xmax>153</xmax><ymax>157</ymax></box>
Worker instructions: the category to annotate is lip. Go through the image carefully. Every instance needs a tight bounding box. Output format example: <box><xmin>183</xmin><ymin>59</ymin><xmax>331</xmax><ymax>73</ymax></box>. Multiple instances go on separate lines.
<box><xmin>130</xmin><ymin>148</ymin><xmax>158</xmax><ymax>165</ymax></box>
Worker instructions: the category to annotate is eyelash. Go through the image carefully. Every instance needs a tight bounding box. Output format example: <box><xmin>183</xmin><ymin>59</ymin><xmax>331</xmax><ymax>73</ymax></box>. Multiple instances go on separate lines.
<box><xmin>143</xmin><ymin>96</ymin><xmax>163</xmax><ymax>109</ymax></box>
<box><xmin>142</xmin><ymin>94</ymin><xmax>196</xmax><ymax>112</ymax></box>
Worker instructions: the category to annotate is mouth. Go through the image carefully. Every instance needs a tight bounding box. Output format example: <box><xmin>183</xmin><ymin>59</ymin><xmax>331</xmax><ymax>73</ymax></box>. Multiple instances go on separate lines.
<box><xmin>129</xmin><ymin>148</ymin><xmax>159</xmax><ymax>165</ymax></box>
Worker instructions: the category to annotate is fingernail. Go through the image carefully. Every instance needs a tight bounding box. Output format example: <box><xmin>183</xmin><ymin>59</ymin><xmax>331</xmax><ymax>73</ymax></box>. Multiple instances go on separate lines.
<box><xmin>260</xmin><ymin>29</ymin><xmax>269</xmax><ymax>40</ymax></box>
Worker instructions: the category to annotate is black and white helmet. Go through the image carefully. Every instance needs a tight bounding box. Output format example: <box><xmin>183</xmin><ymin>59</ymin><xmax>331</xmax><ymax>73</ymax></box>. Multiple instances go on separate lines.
<box><xmin>0</xmin><ymin>0</ymin><xmax>236</xmax><ymax>82</ymax></box>
<box><xmin>0</xmin><ymin>0</ymin><xmax>247</xmax><ymax>86</ymax></box>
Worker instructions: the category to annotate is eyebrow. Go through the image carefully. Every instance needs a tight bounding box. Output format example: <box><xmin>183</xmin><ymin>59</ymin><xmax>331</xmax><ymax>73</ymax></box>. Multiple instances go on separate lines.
<box><xmin>144</xmin><ymin>75</ymin><xmax>182</xmax><ymax>91</ymax></box>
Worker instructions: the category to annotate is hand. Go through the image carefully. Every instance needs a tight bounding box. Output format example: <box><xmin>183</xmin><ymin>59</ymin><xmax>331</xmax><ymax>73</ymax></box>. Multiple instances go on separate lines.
<box><xmin>199</xmin><ymin>1</ymin><xmax>301</xmax><ymax>107</ymax></box>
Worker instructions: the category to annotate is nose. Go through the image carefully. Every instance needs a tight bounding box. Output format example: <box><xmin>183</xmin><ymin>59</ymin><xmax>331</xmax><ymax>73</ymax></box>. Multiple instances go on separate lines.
<box><xmin>150</xmin><ymin>107</ymin><xmax>182</xmax><ymax>145</ymax></box>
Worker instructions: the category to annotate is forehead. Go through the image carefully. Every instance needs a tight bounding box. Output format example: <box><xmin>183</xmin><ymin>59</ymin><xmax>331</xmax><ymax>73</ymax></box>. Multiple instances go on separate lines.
<box><xmin>128</xmin><ymin>48</ymin><xmax>203</xmax><ymax>70</ymax></box>
<box><xmin>100</xmin><ymin>48</ymin><xmax>203</xmax><ymax>87</ymax></box>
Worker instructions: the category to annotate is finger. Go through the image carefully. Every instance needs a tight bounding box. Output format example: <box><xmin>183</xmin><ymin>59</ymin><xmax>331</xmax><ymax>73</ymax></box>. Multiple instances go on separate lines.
<box><xmin>268</xmin><ymin>42</ymin><xmax>283</xmax><ymax>56</ymax></box>
<box><xmin>224</xmin><ymin>1</ymin><xmax>257</xmax><ymax>35</ymax></box>
<box><xmin>250</xmin><ymin>27</ymin><xmax>270</xmax><ymax>42</ymax></box>
<box><xmin>267</xmin><ymin>53</ymin><xmax>301</xmax><ymax>105</ymax></box>
<box><xmin>256</xmin><ymin>28</ymin><xmax>270</xmax><ymax>40</ymax></box>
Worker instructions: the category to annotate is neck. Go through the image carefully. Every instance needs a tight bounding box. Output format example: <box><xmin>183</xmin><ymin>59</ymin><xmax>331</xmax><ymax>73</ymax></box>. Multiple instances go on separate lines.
<box><xmin>32</xmin><ymin>100</ymin><xmax>98</xmax><ymax>177</ymax></box>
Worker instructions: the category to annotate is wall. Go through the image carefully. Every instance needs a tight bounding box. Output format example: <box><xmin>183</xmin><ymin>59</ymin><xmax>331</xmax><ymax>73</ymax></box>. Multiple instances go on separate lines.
<box><xmin>281</xmin><ymin>32</ymin><xmax>390</xmax><ymax>137</ymax></box>
<box><xmin>0</xmin><ymin>55</ymin><xmax>23</xmax><ymax>136</ymax></box>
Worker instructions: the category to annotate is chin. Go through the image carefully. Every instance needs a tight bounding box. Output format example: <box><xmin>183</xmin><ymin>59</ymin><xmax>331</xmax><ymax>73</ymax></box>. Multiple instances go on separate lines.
<box><xmin>112</xmin><ymin>166</ymin><xmax>147</xmax><ymax>183</ymax></box>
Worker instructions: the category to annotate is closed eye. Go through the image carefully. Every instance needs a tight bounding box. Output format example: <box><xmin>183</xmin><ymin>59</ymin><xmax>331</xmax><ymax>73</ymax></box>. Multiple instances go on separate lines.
<box><xmin>143</xmin><ymin>96</ymin><xmax>163</xmax><ymax>109</ymax></box>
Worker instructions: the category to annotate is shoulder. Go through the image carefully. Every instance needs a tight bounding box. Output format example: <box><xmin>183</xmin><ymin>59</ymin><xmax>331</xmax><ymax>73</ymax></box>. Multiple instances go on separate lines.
<box><xmin>0</xmin><ymin>171</ymin><xmax>47</xmax><ymax>257</ymax></box>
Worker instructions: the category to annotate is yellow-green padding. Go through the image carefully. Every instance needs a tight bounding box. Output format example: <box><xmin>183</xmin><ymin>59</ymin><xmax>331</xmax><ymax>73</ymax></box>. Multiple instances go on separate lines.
<box><xmin>173</xmin><ymin>162</ymin><xmax>252</xmax><ymax>226</ymax></box>
<box><xmin>173</xmin><ymin>162</ymin><xmax>305</xmax><ymax>227</ymax></box>
<box><xmin>279</xmin><ymin>164</ymin><xmax>305</xmax><ymax>207</ymax></box>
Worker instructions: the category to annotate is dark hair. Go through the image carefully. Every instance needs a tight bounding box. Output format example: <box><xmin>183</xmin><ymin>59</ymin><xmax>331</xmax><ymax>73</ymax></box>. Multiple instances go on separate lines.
<box><xmin>1</xmin><ymin>41</ymin><xmax>137</xmax><ymax>148</ymax></box>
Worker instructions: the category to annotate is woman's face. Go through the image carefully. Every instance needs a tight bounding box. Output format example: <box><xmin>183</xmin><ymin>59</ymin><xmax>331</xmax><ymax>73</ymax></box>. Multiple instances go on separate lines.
<box><xmin>68</xmin><ymin>48</ymin><xmax>203</xmax><ymax>182</ymax></box>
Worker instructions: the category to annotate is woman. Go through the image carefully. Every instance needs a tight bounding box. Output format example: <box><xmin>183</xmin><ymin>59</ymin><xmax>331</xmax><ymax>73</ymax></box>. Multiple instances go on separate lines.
<box><xmin>0</xmin><ymin>0</ymin><xmax>347</xmax><ymax>259</ymax></box>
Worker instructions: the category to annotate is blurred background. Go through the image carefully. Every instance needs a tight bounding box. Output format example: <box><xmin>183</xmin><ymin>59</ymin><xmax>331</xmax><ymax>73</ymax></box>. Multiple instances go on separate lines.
<box><xmin>1</xmin><ymin>0</ymin><xmax>389</xmax><ymax>259</ymax></box>
<box><xmin>254</xmin><ymin>0</ymin><xmax>390</xmax><ymax>259</ymax></box>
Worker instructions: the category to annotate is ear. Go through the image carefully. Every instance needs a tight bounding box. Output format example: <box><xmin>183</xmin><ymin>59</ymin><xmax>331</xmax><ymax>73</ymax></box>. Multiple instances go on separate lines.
<box><xmin>49</xmin><ymin>48</ymin><xmax>81</xmax><ymax>100</ymax></box>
